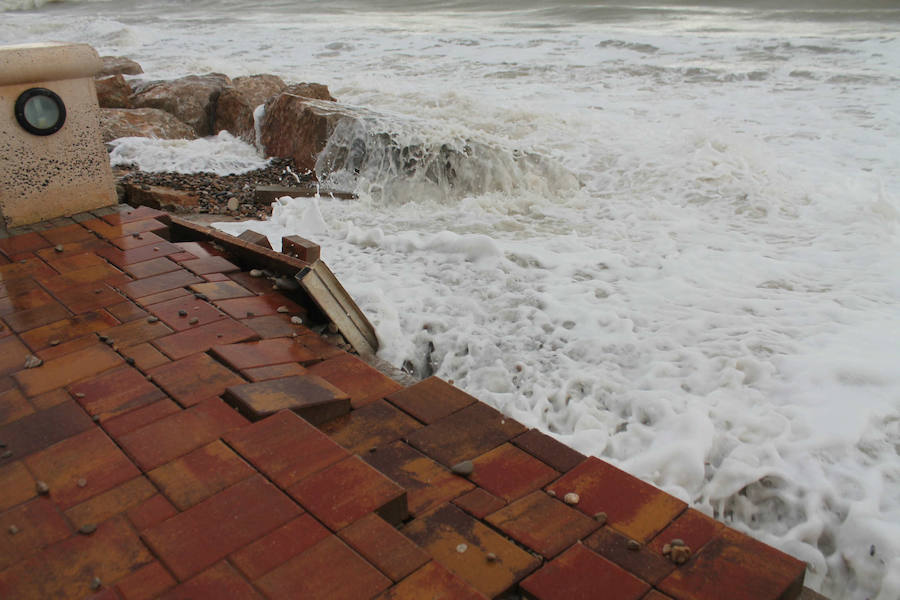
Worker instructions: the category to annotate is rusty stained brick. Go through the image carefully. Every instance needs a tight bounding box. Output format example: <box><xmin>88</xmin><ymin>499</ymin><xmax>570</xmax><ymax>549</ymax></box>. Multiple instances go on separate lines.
<box><xmin>63</xmin><ymin>476</ymin><xmax>157</xmax><ymax>530</ymax></box>
<box><xmin>222</xmin><ymin>410</ymin><xmax>348</xmax><ymax>489</ymax></box>
<box><xmin>657</xmin><ymin>527</ymin><xmax>806</xmax><ymax>600</ymax></box>
<box><xmin>148</xmin><ymin>353</ymin><xmax>245</xmax><ymax>408</ymax></box>
<box><xmin>374</xmin><ymin>561</ymin><xmax>489</xmax><ymax>600</ymax></box>
<box><xmin>338</xmin><ymin>513</ymin><xmax>429</xmax><ymax>582</ymax></box>
<box><xmin>157</xmin><ymin>561</ymin><xmax>262</xmax><ymax>599</ymax></box>
<box><xmin>469</xmin><ymin>442</ymin><xmax>560</xmax><ymax>503</ymax></box>
<box><xmin>547</xmin><ymin>457</ymin><xmax>687</xmax><ymax>544</ymax></box>
<box><xmin>320</xmin><ymin>399</ymin><xmax>422</xmax><ymax>455</ymax></box>
<box><xmin>141</xmin><ymin>475</ymin><xmax>301</xmax><ymax>581</ymax></box>
<box><xmin>24</xmin><ymin>428</ymin><xmax>141</xmax><ymax>511</ymax></box>
<box><xmin>0</xmin><ymin>401</ymin><xmax>94</xmax><ymax>464</ymax></box>
<box><xmin>386</xmin><ymin>376</ymin><xmax>477</xmax><ymax>425</ymax></box>
<box><xmin>402</xmin><ymin>503</ymin><xmax>540</xmax><ymax>598</ymax></box>
<box><xmin>229</xmin><ymin>514</ymin><xmax>331</xmax><ymax>582</ymax></box>
<box><xmin>452</xmin><ymin>487</ymin><xmax>507</xmax><ymax>520</ymax></box>
<box><xmin>647</xmin><ymin>508</ymin><xmax>724</xmax><ymax>560</ymax></box>
<box><xmin>151</xmin><ymin>318</ymin><xmax>258</xmax><ymax>361</ymax></box>
<box><xmin>512</xmin><ymin>428</ymin><xmax>587</xmax><ymax>474</ymax></box>
<box><xmin>0</xmin><ymin>386</ymin><xmax>33</xmax><ymax>427</ymax></box>
<box><xmin>0</xmin><ymin>516</ymin><xmax>153</xmax><ymax>600</ymax></box>
<box><xmin>255</xmin><ymin>535</ymin><xmax>391</xmax><ymax>600</ymax></box>
<box><xmin>0</xmin><ymin>497</ymin><xmax>71</xmax><ymax>571</ymax></box>
<box><xmin>582</xmin><ymin>526</ymin><xmax>675</xmax><ymax>585</ymax></box>
<box><xmin>363</xmin><ymin>441</ymin><xmax>473</xmax><ymax>517</ymax></box>
<box><xmin>487</xmin><ymin>490</ymin><xmax>600</xmax><ymax>560</ymax></box>
<box><xmin>305</xmin><ymin>353</ymin><xmax>403</xmax><ymax>409</ymax></box>
<box><xmin>405</xmin><ymin>401</ymin><xmax>527</xmax><ymax>468</ymax></box>
<box><xmin>520</xmin><ymin>543</ymin><xmax>650</xmax><ymax>600</ymax></box>
<box><xmin>0</xmin><ymin>461</ymin><xmax>37</xmax><ymax>512</ymax></box>
<box><xmin>147</xmin><ymin>440</ymin><xmax>256</xmax><ymax>510</ymax></box>
<box><xmin>287</xmin><ymin>455</ymin><xmax>407</xmax><ymax>530</ymax></box>
<box><xmin>69</xmin><ymin>365</ymin><xmax>166</xmax><ymax>421</ymax></box>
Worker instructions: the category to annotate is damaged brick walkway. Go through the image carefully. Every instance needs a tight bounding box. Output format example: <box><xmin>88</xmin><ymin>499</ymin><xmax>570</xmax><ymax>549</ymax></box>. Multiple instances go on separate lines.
<box><xmin>0</xmin><ymin>205</ymin><xmax>818</xmax><ymax>599</ymax></box>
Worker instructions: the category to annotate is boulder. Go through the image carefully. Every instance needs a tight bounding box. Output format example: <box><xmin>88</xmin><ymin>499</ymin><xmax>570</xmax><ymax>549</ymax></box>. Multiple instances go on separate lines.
<box><xmin>99</xmin><ymin>108</ymin><xmax>197</xmax><ymax>143</ymax></box>
<box><xmin>214</xmin><ymin>74</ymin><xmax>287</xmax><ymax>142</ymax></box>
<box><xmin>259</xmin><ymin>83</ymin><xmax>337</xmax><ymax>173</ymax></box>
<box><xmin>94</xmin><ymin>74</ymin><xmax>133</xmax><ymax>108</ymax></box>
<box><xmin>98</xmin><ymin>56</ymin><xmax>144</xmax><ymax>77</ymax></box>
<box><xmin>130</xmin><ymin>73</ymin><xmax>232</xmax><ymax>136</ymax></box>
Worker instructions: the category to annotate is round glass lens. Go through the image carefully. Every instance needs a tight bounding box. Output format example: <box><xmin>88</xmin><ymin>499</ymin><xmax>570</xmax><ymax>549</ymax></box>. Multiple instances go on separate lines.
<box><xmin>23</xmin><ymin>95</ymin><xmax>61</xmax><ymax>130</ymax></box>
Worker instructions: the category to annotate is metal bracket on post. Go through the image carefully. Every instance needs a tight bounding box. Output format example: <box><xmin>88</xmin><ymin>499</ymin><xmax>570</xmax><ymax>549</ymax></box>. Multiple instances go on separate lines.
<box><xmin>296</xmin><ymin>261</ymin><xmax>379</xmax><ymax>357</ymax></box>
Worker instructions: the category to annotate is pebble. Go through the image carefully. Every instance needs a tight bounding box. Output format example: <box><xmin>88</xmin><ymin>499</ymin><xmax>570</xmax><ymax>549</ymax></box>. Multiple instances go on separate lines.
<box><xmin>246</xmin><ymin>311</ymin><xmax>255</xmax><ymax>318</ymax></box>
<box><xmin>94</xmin><ymin>289</ymin><xmax>103</xmax><ymax>294</ymax></box>
<box><xmin>147</xmin><ymin>316</ymin><xmax>159</xmax><ymax>323</ymax></box>
<box><xmin>1</xmin><ymin>450</ymin><xmax>12</xmax><ymax>459</ymax></box>
<box><xmin>194</xmin><ymin>293</ymin><xmax>208</xmax><ymax>301</ymax></box>
<box><xmin>594</xmin><ymin>512</ymin><xmax>608</xmax><ymax>525</ymax></box>
<box><xmin>327</xmin><ymin>322</ymin><xmax>339</xmax><ymax>334</ymax></box>
<box><xmin>456</xmin><ymin>543</ymin><xmax>468</xmax><ymax>554</ymax></box>
<box><xmin>178</xmin><ymin>310</ymin><xmax>188</xmax><ymax>317</ymax></box>
<box><xmin>89</xmin><ymin>577</ymin><xmax>102</xmax><ymax>591</ymax></box>
<box><xmin>669</xmin><ymin>545</ymin><xmax>691</xmax><ymax>565</ymax></box>
<box><xmin>77</xmin><ymin>478</ymin><xmax>87</xmax><ymax>488</ymax></box>
<box><xmin>36</xmin><ymin>481</ymin><xmax>50</xmax><ymax>495</ymax></box>
<box><xmin>54</xmin><ymin>244</ymin><xmax>64</xmax><ymax>252</ymax></box>
<box><xmin>626</xmin><ymin>539</ymin><xmax>641</xmax><ymax>551</ymax></box>
<box><xmin>485</xmin><ymin>552</ymin><xmax>498</xmax><ymax>562</ymax></box>
<box><xmin>249</xmin><ymin>269</ymin><xmax>264</xmax><ymax>278</ymax></box>
<box><xmin>290</xmin><ymin>316</ymin><xmax>303</xmax><ymax>325</ymax></box>
<box><xmin>79</xmin><ymin>524</ymin><xmax>97</xmax><ymax>535</ymax></box>
<box><xmin>563</xmin><ymin>492</ymin><xmax>580</xmax><ymax>506</ymax></box>
<box><xmin>132</xmin><ymin>232</ymin><xmax>141</xmax><ymax>238</ymax></box>
<box><xmin>125</xmin><ymin>357</ymin><xmax>135</xmax><ymax>365</ymax></box>
<box><xmin>92</xmin><ymin>415</ymin><xmax>101</xmax><ymax>422</ymax></box>
<box><xmin>8</xmin><ymin>525</ymin><xmax>19</xmax><ymax>535</ymax></box>
<box><xmin>662</xmin><ymin>544</ymin><xmax>672</xmax><ymax>556</ymax></box>
<box><xmin>74</xmin><ymin>392</ymin><xmax>85</xmax><ymax>398</ymax></box>
<box><xmin>450</xmin><ymin>460</ymin><xmax>474</xmax><ymax>477</ymax></box>
<box><xmin>104</xmin><ymin>338</ymin><xmax>114</xmax><ymax>346</ymax></box>
<box><xmin>189</xmin><ymin>317</ymin><xmax>199</xmax><ymax>325</ymax></box>
<box><xmin>49</xmin><ymin>339</ymin><xmax>60</xmax><ymax>346</ymax></box>
<box><xmin>671</xmin><ymin>538</ymin><xmax>684</xmax><ymax>547</ymax></box>
<box><xmin>98</xmin><ymin>335</ymin><xmax>108</xmax><ymax>342</ymax></box>
<box><xmin>276</xmin><ymin>306</ymin><xmax>290</xmax><ymax>314</ymax></box>
<box><xmin>216</xmin><ymin>333</ymin><xmax>224</xmax><ymax>338</ymax></box>
<box><xmin>546</xmin><ymin>489</ymin><xmax>556</xmax><ymax>497</ymax></box>
<box><xmin>275</xmin><ymin>277</ymin><xmax>300</xmax><ymax>291</ymax></box>
<box><xmin>227</xmin><ymin>197</ymin><xmax>240</xmax><ymax>211</ymax></box>
<box><xmin>23</xmin><ymin>355</ymin><xmax>43</xmax><ymax>369</ymax></box>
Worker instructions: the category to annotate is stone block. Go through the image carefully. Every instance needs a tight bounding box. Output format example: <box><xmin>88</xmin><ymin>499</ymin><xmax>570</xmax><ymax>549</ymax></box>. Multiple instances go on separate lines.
<box><xmin>237</xmin><ymin>230</ymin><xmax>272</xmax><ymax>250</ymax></box>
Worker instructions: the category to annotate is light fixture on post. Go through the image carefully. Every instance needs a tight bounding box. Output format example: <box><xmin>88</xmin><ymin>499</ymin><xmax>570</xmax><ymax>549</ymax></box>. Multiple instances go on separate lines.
<box><xmin>15</xmin><ymin>87</ymin><xmax>67</xmax><ymax>136</ymax></box>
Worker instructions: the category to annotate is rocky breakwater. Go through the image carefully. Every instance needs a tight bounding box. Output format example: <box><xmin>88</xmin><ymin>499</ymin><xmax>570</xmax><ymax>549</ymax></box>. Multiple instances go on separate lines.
<box><xmin>94</xmin><ymin>56</ymin><xmax>348</xmax><ymax>217</ymax></box>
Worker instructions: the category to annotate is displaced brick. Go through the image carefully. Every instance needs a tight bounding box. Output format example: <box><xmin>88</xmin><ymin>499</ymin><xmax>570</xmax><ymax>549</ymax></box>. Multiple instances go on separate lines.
<box><xmin>223</xmin><ymin>410</ymin><xmax>349</xmax><ymax>488</ymax></box>
<box><xmin>240</xmin><ymin>362</ymin><xmax>307</xmax><ymax>382</ymax></box>
<box><xmin>288</xmin><ymin>455</ymin><xmax>407</xmax><ymax>529</ymax></box>
<box><xmin>223</xmin><ymin>374</ymin><xmax>350</xmax><ymax>424</ymax></box>
<box><xmin>306</xmin><ymin>353</ymin><xmax>403</xmax><ymax>408</ymax></box>
<box><xmin>386</xmin><ymin>376</ymin><xmax>477</xmax><ymax>424</ymax></box>
<box><xmin>338</xmin><ymin>513</ymin><xmax>430</xmax><ymax>582</ymax></box>
<box><xmin>320</xmin><ymin>399</ymin><xmax>422</xmax><ymax>455</ymax></box>
<box><xmin>141</xmin><ymin>474</ymin><xmax>301</xmax><ymax>580</ymax></box>
<box><xmin>211</xmin><ymin>337</ymin><xmax>317</xmax><ymax>370</ymax></box>
<box><xmin>364</xmin><ymin>441</ymin><xmax>473</xmax><ymax>517</ymax></box>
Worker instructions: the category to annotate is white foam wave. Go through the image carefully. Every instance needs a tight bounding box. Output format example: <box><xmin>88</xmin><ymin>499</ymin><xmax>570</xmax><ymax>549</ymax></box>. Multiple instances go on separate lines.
<box><xmin>107</xmin><ymin>132</ymin><xmax>270</xmax><ymax>175</ymax></box>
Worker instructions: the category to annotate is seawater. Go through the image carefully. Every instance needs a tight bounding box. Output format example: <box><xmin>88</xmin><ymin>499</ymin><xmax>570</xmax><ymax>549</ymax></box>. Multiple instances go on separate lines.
<box><xmin>3</xmin><ymin>1</ymin><xmax>899</xmax><ymax>598</ymax></box>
